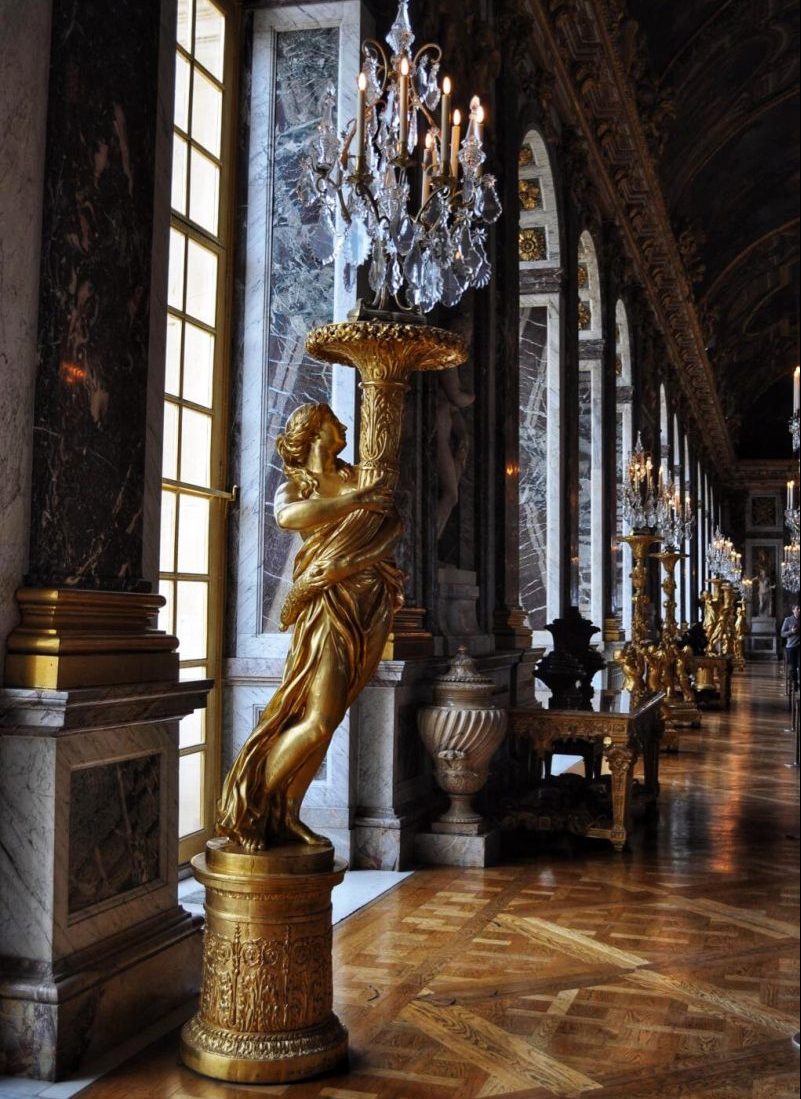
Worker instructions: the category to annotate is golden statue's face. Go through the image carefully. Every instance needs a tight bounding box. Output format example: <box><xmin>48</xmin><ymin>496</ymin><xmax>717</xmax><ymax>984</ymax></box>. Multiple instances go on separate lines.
<box><xmin>316</xmin><ymin>414</ymin><xmax>346</xmax><ymax>455</ymax></box>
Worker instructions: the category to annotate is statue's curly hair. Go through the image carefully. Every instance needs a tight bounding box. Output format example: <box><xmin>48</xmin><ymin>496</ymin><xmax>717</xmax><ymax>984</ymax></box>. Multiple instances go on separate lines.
<box><xmin>276</xmin><ymin>403</ymin><xmax>350</xmax><ymax>499</ymax></box>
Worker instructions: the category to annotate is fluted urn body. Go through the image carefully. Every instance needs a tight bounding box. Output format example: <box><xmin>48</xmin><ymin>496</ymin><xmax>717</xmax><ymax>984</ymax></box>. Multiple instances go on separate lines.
<box><xmin>418</xmin><ymin>647</ymin><xmax>507</xmax><ymax>832</ymax></box>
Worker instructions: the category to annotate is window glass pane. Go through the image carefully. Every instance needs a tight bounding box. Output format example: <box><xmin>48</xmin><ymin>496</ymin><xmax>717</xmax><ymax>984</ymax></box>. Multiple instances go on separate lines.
<box><xmin>174</xmin><ymin>52</ymin><xmax>191</xmax><ymax>132</ymax></box>
<box><xmin>179</xmin><ymin>407</ymin><xmax>212</xmax><ymax>486</ymax></box>
<box><xmin>160</xmin><ymin>489</ymin><xmax>177</xmax><ymax>572</ymax></box>
<box><xmin>188</xmin><ymin>146</ymin><xmax>219</xmax><ymax>235</ymax></box>
<box><xmin>162</xmin><ymin>400</ymin><xmax>179</xmax><ymax>480</ymax></box>
<box><xmin>179</xmin><ymin>751</ymin><xmax>204</xmax><ymax>836</ymax></box>
<box><xmin>177</xmin><ymin>492</ymin><xmax>210</xmax><ymax>573</ymax></box>
<box><xmin>180</xmin><ymin>663</ymin><xmax>207</xmax><ymax>681</ymax></box>
<box><xmin>176</xmin><ymin>580</ymin><xmax>208</xmax><ymax>660</ymax></box>
<box><xmin>191</xmin><ymin>70</ymin><xmax>222</xmax><ymax>157</ymax></box>
<box><xmin>185</xmin><ymin>239</ymin><xmax>217</xmax><ymax>325</ymax></box>
<box><xmin>165</xmin><ymin>315</ymin><xmax>182</xmax><ymax>395</ymax></box>
<box><xmin>180</xmin><ymin>708</ymin><xmax>206</xmax><ymax>750</ymax></box>
<box><xmin>158</xmin><ymin>579</ymin><xmax>175</xmax><ymax>634</ymax></box>
<box><xmin>171</xmin><ymin>132</ymin><xmax>188</xmax><ymax>215</ymax></box>
<box><xmin>168</xmin><ymin>228</ymin><xmax>186</xmax><ymax>310</ymax></box>
<box><xmin>194</xmin><ymin>0</ymin><xmax>225</xmax><ymax>80</ymax></box>
<box><xmin>182</xmin><ymin>322</ymin><xmax>214</xmax><ymax>406</ymax></box>
<box><xmin>176</xmin><ymin>0</ymin><xmax>192</xmax><ymax>51</ymax></box>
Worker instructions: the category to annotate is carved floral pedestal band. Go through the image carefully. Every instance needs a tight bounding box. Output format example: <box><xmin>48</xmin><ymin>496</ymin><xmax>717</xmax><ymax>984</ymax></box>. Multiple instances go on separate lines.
<box><xmin>180</xmin><ymin>839</ymin><xmax>347</xmax><ymax>1084</ymax></box>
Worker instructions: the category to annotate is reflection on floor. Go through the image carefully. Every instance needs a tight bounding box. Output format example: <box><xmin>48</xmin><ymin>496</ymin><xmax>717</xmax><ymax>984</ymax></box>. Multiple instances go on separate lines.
<box><xmin>4</xmin><ymin>664</ymin><xmax>800</xmax><ymax>1098</ymax></box>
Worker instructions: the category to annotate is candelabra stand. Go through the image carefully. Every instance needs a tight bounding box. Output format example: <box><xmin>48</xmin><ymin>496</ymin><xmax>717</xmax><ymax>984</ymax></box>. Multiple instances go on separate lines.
<box><xmin>650</xmin><ymin>550</ymin><xmax>701</xmax><ymax>750</ymax></box>
<box><xmin>614</xmin><ymin>532</ymin><xmax>660</xmax><ymax>699</ymax></box>
<box><xmin>181</xmin><ymin>320</ymin><xmax>467</xmax><ymax>1084</ymax></box>
<box><xmin>733</xmin><ymin>596</ymin><xmax>747</xmax><ymax>671</ymax></box>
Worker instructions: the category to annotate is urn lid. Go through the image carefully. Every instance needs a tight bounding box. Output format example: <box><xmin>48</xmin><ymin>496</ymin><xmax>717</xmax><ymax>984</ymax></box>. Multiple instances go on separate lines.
<box><xmin>432</xmin><ymin>646</ymin><xmax>495</xmax><ymax>707</ymax></box>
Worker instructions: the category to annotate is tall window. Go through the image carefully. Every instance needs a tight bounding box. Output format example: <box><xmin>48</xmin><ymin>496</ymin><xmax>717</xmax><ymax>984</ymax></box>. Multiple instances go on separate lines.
<box><xmin>159</xmin><ymin>0</ymin><xmax>235</xmax><ymax>864</ymax></box>
<box><xmin>518</xmin><ymin>130</ymin><xmax>562</xmax><ymax>637</ymax></box>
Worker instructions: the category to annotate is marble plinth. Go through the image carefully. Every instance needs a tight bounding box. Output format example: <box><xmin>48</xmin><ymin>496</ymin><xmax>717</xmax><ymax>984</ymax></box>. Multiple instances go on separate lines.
<box><xmin>747</xmin><ymin>616</ymin><xmax>777</xmax><ymax>658</ymax></box>
<box><xmin>414</xmin><ymin>829</ymin><xmax>501</xmax><ymax>868</ymax></box>
<box><xmin>435</xmin><ymin>566</ymin><xmax>494</xmax><ymax>655</ymax></box>
<box><xmin>0</xmin><ymin>679</ymin><xmax>210</xmax><ymax>1080</ymax></box>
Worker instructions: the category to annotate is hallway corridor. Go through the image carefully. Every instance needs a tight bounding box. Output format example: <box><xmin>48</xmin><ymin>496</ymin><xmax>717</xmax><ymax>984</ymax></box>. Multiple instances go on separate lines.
<box><xmin>80</xmin><ymin>666</ymin><xmax>801</xmax><ymax>1098</ymax></box>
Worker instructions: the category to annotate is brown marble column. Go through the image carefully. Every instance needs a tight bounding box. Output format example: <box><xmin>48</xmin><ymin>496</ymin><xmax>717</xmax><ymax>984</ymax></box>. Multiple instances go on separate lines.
<box><xmin>5</xmin><ymin>0</ymin><xmax>177</xmax><ymax>690</ymax></box>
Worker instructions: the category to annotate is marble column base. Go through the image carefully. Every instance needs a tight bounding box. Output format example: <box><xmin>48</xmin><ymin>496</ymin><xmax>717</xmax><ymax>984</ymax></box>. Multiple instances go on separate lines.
<box><xmin>414</xmin><ymin>828</ymin><xmax>501</xmax><ymax>868</ymax></box>
<box><xmin>747</xmin><ymin>617</ymin><xmax>777</xmax><ymax>658</ymax></box>
<box><xmin>0</xmin><ymin>679</ymin><xmax>210</xmax><ymax>1080</ymax></box>
<box><xmin>353</xmin><ymin>809</ymin><xmax>425</xmax><ymax>871</ymax></box>
<box><xmin>0</xmin><ymin>906</ymin><xmax>201</xmax><ymax>1080</ymax></box>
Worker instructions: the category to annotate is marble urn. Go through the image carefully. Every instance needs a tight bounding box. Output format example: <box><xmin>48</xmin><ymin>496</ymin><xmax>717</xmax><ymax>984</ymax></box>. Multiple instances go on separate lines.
<box><xmin>418</xmin><ymin>647</ymin><xmax>507</xmax><ymax>834</ymax></box>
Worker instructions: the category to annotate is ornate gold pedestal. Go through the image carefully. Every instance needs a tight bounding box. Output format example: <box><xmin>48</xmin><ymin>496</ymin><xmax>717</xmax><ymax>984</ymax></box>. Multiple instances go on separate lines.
<box><xmin>180</xmin><ymin>840</ymin><xmax>347</xmax><ymax>1083</ymax></box>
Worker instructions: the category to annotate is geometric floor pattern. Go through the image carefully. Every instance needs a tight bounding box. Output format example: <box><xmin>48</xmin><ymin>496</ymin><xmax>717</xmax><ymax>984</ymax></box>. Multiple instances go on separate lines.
<box><xmin>78</xmin><ymin>664</ymin><xmax>801</xmax><ymax>1098</ymax></box>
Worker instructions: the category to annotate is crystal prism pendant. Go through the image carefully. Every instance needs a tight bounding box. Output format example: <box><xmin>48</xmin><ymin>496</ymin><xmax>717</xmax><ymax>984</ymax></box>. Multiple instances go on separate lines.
<box><xmin>386</xmin><ymin>0</ymin><xmax>414</xmax><ymax>59</ymax></box>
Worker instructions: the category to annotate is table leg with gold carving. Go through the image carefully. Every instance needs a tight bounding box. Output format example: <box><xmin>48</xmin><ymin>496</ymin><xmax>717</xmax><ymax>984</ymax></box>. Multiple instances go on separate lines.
<box><xmin>604</xmin><ymin>741</ymin><xmax>636</xmax><ymax>852</ymax></box>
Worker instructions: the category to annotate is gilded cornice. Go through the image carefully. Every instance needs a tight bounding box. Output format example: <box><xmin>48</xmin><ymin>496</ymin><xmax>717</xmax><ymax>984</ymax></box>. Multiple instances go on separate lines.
<box><xmin>515</xmin><ymin>0</ymin><xmax>736</xmax><ymax>480</ymax></box>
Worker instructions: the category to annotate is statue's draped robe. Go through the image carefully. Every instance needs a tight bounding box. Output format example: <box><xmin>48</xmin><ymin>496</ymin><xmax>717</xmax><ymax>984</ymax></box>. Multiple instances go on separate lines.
<box><xmin>217</xmin><ymin>504</ymin><xmax>404</xmax><ymax>844</ymax></box>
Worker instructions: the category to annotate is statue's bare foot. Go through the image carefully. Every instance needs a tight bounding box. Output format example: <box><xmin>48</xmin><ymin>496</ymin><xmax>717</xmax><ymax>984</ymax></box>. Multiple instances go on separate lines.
<box><xmin>240</xmin><ymin>834</ymin><xmax>266</xmax><ymax>853</ymax></box>
<box><xmin>283</xmin><ymin>816</ymin><xmax>330</xmax><ymax>846</ymax></box>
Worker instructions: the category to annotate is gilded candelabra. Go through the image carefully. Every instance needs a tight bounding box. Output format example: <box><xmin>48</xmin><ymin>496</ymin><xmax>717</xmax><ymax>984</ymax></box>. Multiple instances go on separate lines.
<box><xmin>181</xmin><ymin>322</ymin><xmax>467</xmax><ymax>1084</ymax></box>
<box><xmin>650</xmin><ymin>549</ymin><xmax>701</xmax><ymax>749</ymax></box>
<box><xmin>615</xmin><ymin>532</ymin><xmax>660</xmax><ymax>698</ymax></box>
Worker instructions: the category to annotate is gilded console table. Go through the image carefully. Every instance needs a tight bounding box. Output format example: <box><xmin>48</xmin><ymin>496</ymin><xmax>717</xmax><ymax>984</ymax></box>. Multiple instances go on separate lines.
<box><xmin>508</xmin><ymin>690</ymin><xmax>664</xmax><ymax>852</ymax></box>
<box><xmin>688</xmin><ymin>653</ymin><xmax>733</xmax><ymax>710</ymax></box>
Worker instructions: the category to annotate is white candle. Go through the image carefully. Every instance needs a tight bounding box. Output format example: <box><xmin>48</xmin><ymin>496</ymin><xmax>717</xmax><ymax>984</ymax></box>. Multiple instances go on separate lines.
<box><xmin>450</xmin><ymin>108</ymin><xmax>461</xmax><ymax>178</ymax></box>
<box><xmin>398</xmin><ymin>57</ymin><xmax>409</xmax><ymax>156</ymax></box>
<box><xmin>421</xmin><ymin>131</ymin><xmax>433</xmax><ymax>205</ymax></box>
<box><xmin>440</xmin><ymin>77</ymin><xmax>451</xmax><ymax>175</ymax></box>
<box><xmin>795</xmin><ymin>366</ymin><xmax>800</xmax><ymax>413</ymax></box>
<box><xmin>355</xmin><ymin>72</ymin><xmax>367</xmax><ymax>170</ymax></box>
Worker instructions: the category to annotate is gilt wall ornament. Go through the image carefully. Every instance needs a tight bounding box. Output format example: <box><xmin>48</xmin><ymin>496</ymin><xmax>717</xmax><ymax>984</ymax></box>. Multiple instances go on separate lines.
<box><xmin>520</xmin><ymin>226</ymin><xmax>547</xmax><ymax>261</ymax></box>
<box><xmin>518</xmin><ymin>178</ymin><xmax>542</xmax><ymax>210</ymax></box>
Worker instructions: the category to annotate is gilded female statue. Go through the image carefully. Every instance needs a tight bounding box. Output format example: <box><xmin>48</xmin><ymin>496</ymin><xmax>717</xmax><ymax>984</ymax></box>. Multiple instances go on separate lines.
<box><xmin>217</xmin><ymin>403</ymin><xmax>404</xmax><ymax>850</ymax></box>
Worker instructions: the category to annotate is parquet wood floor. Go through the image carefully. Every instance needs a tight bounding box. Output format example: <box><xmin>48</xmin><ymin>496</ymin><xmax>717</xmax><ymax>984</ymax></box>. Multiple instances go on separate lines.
<box><xmin>83</xmin><ymin>665</ymin><xmax>799</xmax><ymax>1098</ymax></box>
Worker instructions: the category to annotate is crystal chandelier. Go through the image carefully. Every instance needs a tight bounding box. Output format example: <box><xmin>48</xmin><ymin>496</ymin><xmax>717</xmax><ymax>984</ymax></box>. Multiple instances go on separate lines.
<box><xmin>619</xmin><ymin>433</ymin><xmax>670</xmax><ymax>532</ymax></box>
<box><xmin>707</xmin><ymin>528</ymin><xmax>740</xmax><ymax>583</ymax></box>
<box><xmin>782</xmin><ymin>541</ymin><xmax>800</xmax><ymax>592</ymax></box>
<box><xmin>658</xmin><ymin>481</ymin><xmax>695</xmax><ymax>550</ymax></box>
<box><xmin>298</xmin><ymin>0</ymin><xmax>502</xmax><ymax>316</ymax></box>
<box><xmin>791</xmin><ymin>367</ymin><xmax>800</xmax><ymax>453</ymax></box>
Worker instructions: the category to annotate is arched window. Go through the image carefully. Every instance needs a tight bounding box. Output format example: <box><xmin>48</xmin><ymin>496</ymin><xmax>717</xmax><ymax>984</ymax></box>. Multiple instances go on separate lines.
<box><xmin>614</xmin><ymin>300</ymin><xmax>633</xmax><ymax>640</ymax></box>
<box><xmin>683</xmin><ymin>433</ymin><xmax>693</xmax><ymax>625</ymax></box>
<box><xmin>518</xmin><ymin>130</ymin><xmax>561</xmax><ymax>637</ymax></box>
<box><xmin>577</xmin><ymin>231</ymin><xmax>604</xmax><ymax>629</ymax></box>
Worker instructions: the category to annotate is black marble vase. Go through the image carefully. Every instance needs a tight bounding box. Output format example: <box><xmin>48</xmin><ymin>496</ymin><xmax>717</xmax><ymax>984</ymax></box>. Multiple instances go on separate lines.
<box><xmin>535</xmin><ymin>607</ymin><xmax>606</xmax><ymax>708</ymax></box>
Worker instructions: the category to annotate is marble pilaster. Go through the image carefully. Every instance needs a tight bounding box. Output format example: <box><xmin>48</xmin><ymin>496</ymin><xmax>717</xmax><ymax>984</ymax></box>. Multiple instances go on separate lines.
<box><xmin>26</xmin><ymin>0</ymin><xmax>162</xmax><ymax>591</ymax></box>
<box><xmin>0</xmin><ymin>1</ymin><xmax>52</xmax><ymax>679</ymax></box>
<box><xmin>0</xmin><ymin>679</ymin><xmax>210</xmax><ymax>1080</ymax></box>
